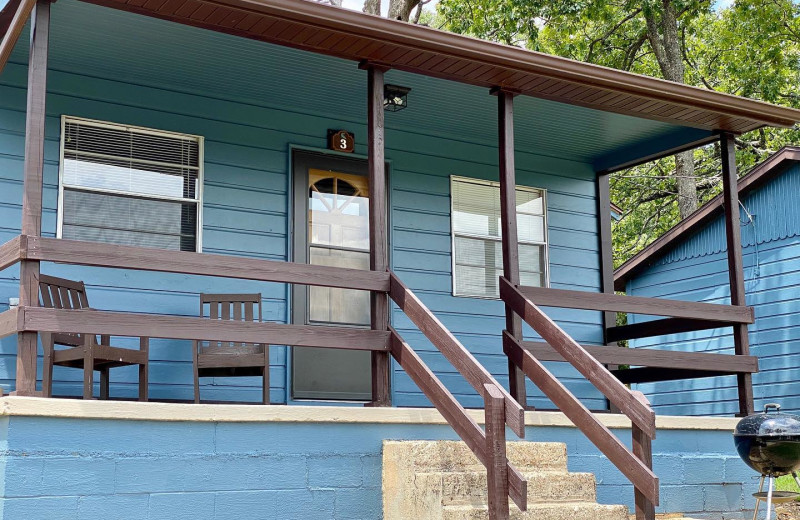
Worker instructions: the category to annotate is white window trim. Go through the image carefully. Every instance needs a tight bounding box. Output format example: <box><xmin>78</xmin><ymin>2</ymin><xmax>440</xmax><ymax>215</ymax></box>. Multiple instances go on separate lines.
<box><xmin>450</xmin><ymin>175</ymin><xmax>550</xmax><ymax>299</ymax></box>
<box><xmin>57</xmin><ymin>115</ymin><xmax>205</xmax><ymax>253</ymax></box>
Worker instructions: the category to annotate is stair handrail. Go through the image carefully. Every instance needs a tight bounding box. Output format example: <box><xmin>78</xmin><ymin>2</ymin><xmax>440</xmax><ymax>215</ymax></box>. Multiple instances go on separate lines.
<box><xmin>499</xmin><ymin>276</ymin><xmax>659</xmax><ymax>516</ymax></box>
<box><xmin>389</xmin><ymin>272</ymin><xmax>525</xmax><ymax>438</ymax></box>
<box><xmin>389</xmin><ymin>327</ymin><xmax>526</xmax><ymax>516</ymax></box>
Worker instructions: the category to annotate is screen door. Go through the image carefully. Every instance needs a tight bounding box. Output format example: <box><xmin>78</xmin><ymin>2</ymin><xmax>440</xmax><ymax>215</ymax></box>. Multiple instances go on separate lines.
<box><xmin>292</xmin><ymin>151</ymin><xmax>373</xmax><ymax>400</ymax></box>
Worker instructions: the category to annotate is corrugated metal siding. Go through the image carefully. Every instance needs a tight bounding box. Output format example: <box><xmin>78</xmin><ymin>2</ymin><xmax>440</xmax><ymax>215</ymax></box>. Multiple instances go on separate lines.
<box><xmin>627</xmin><ymin>164</ymin><xmax>800</xmax><ymax>415</ymax></box>
<box><xmin>0</xmin><ymin>1</ymin><xmax>605</xmax><ymax>407</ymax></box>
<box><xmin>656</xmin><ymin>164</ymin><xmax>800</xmax><ymax>265</ymax></box>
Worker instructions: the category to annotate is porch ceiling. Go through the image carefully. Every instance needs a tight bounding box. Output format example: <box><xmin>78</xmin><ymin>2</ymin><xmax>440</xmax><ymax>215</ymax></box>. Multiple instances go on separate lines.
<box><xmin>2</xmin><ymin>0</ymin><xmax>796</xmax><ymax>170</ymax></box>
<box><xmin>71</xmin><ymin>0</ymin><xmax>800</xmax><ymax>135</ymax></box>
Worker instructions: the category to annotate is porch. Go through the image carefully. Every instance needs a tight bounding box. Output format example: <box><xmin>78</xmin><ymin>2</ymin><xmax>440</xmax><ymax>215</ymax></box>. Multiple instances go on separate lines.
<box><xmin>1</xmin><ymin>0</ymin><xmax>799</xmax><ymax>518</ymax></box>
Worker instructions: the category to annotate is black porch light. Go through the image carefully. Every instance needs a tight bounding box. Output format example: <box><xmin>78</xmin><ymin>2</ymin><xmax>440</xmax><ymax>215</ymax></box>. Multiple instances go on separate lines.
<box><xmin>384</xmin><ymin>84</ymin><xmax>411</xmax><ymax>111</ymax></box>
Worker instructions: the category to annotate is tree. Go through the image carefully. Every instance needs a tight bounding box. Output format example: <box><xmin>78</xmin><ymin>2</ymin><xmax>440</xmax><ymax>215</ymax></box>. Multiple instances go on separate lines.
<box><xmin>439</xmin><ymin>0</ymin><xmax>710</xmax><ymax>219</ymax></box>
<box><xmin>362</xmin><ymin>0</ymin><xmax>427</xmax><ymax>22</ymax></box>
<box><xmin>437</xmin><ymin>0</ymin><xmax>800</xmax><ymax>265</ymax></box>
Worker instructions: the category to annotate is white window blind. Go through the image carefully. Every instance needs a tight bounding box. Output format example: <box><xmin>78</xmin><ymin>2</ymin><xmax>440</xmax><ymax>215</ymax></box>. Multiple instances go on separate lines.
<box><xmin>451</xmin><ymin>176</ymin><xmax>548</xmax><ymax>298</ymax></box>
<box><xmin>58</xmin><ymin>117</ymin><xmax>203</xmax><ymax>252</ymax></box>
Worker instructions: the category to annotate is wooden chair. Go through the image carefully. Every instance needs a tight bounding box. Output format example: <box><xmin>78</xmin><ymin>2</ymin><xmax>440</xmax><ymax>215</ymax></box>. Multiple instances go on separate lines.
<box><xmin>39</xmin><ymin>274</ymin><xmax>149</xmax><ymax>400</ymax></box>
<box><xmin>193</xmin><ymin>293</ymin><xmax>270</xmax><ymax>404</ymax></box>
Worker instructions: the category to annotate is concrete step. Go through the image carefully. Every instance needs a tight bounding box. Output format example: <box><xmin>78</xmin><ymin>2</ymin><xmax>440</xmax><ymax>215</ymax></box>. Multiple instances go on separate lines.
<box><xmin>426</xmin><ymin>470</ymin><xmax>597</xmax><ymax>506</ymax></box>
<box><xmin>383</xmin><ymin>440</ymin><xmax>628</xmax><ymax>520</ymax></box>
<box><xmin>442</xmin><ymin>502</ymin><xmax>629</xmax><ymax>520</ymax></box>
<box><xmin>383</xmin><ymin>440</ymin><xmax>568</xmax><ymax>474</ymax></box>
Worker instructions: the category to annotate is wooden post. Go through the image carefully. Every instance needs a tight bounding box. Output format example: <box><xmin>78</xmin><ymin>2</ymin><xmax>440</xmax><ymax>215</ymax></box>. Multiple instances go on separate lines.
<box><xmin>16</xmin><ymin>0</ymin><xmax>50</xmax><ymax>396</ymax></box>
<box><xmin>494</xmin><ymin>88</ymin><xmax>527</xmax><ymax>409</ymax></box>
<box><xmin>720</xmin><ymin>133</ymin><xmax>754</xmax><ymax>416</ymax></box>
<box><xmin>367</xmin><ymin>63</ymin><xmax>391</xmax><ymax>406</ymax></box>
<box><xmin>484</xmin><ymin>383</ymin><xmax>510</xmax><ymax>520</ymax></box>
<box><xmin>632</xmin><ymin>424</ymin><xmax>656</xmax><ymax>520</ymax></box>
<box><xmin>597</xmin><ymin>173</ymin><xmax>620</xmax><ymax>412</ymax></box>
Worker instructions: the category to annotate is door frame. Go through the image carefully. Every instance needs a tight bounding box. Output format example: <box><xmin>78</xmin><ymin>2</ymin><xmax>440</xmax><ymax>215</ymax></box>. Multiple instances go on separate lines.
<box><xmin>289</xmin><ymin>148</ymin><xmax>391</xmax><ymax>402</ymax></box>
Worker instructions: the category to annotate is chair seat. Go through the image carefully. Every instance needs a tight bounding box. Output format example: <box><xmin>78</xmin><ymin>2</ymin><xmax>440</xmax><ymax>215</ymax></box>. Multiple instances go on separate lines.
<box><xmin>198</xmin><ymin>345</ymin><xmax>265</xmax><ymax>355</ymax></box>
<box><xmin>197</xmin><ymin>352</ymin><xmax>267</xmax><ymax>369</ymax></box>
<box><xmin>53</xmin><ymin>344</ymin><xmax>148</xmax><ymax>369</ymax></box>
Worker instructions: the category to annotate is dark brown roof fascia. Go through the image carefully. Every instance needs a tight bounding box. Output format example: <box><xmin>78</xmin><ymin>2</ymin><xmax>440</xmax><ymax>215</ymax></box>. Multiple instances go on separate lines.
<box><xmin>613</xmin><ymin>146</ymin><xmax>800</xmax><ymax>290</ymax></box>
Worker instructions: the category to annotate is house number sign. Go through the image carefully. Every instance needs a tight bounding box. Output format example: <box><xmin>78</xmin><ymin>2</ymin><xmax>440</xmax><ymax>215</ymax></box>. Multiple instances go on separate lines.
<box><xmin>328</xmin><ymin>129</ymin><xmax>355</xmax><ymax>153</ymax></box>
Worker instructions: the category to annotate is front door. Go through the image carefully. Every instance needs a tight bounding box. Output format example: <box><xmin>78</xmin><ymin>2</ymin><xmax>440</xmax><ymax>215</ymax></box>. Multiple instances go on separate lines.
<box><xmin>292</xmin><ymin>151</ymin><xmax>372</xmax><ymax>401</ymax></box>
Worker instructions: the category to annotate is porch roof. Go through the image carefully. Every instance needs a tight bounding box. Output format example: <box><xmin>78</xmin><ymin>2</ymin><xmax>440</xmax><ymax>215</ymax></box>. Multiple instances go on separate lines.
<box><xmin>3</xmin><ymin>0</ymin><xmax>800</xmax><ymax>172</ymax></box>
<box><xmin>72</xmin><ymin>0</ymin><xmax>800</xmax><ymax>138</ymax></box>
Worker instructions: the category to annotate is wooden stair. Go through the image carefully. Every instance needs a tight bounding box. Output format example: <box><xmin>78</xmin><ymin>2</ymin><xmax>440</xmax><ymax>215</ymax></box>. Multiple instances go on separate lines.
<box><xmin>383</xmin><ymin>440</ymin><xmax>628</xmax><ymax>520</ymax></box>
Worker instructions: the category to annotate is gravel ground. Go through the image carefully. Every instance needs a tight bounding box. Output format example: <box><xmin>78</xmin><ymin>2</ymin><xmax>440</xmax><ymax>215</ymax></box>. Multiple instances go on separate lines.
<box><xmin>777</xmin><ymin>502</ymin><xmax>800</xmax><ymax>520</ymax></box>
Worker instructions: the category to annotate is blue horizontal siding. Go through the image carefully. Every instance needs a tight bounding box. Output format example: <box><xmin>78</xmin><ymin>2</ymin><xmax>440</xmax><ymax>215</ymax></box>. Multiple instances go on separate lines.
<box><xmin>627</xmin><ymin>164</ymin><xmax>800</xmax><ymax>415</ymax></box>
<box><xmin>0</xmin><ymin>1</ymin><xmax>604</xmax><ymax>408</ymax></box>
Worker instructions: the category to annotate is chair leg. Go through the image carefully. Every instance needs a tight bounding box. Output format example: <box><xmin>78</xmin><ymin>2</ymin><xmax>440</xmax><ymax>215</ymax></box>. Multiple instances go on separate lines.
<box><xmin>42</xmin><ymin>333</ymin><xmax>54</xmax><ymax>398</ymax></box>
<box><xmin>139</xmin><ymin>337</ymin><xmax>149</xmax><ymax>402</ymax></box>
<box><xmin>263</xmin><ymin>346</ymin><xmax>270</xmax><ymax>405</ymax></box>
<box><xmin>83</xmin><ymin>340</ymin><xmax>94</xmax><ymax>400</ymax></box>
<box><xmin>100</xmin><ymin>368</ymin><xmax>109</xmax><ymax>400</ymax></box>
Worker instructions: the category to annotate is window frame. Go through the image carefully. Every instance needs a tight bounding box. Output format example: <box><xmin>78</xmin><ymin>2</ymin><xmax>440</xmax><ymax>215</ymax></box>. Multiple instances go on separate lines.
<box><xmin>449</xmin><ymin>175</ymin><xmax>550</xmax><ymax>299</ymax></box>
<box><xmin>56</xmin><ymin>115</ymin><xmax>205</xmax><ymax>253</ymax></box>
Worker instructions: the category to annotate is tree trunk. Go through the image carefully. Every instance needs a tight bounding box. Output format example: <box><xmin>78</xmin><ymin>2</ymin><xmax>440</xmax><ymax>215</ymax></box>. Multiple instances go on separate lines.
<box><xmin>675</xmin><ymin>150</ymin><xmax>698</xmax><ymax>217</ymax></box>
<box><xmin>387</xmin><ymin>0</ymin><xmax>420</xmax><ymax>21</ymax></box>
<box><xmin>363</xmin><ymin>0</ymin><xmax>380</xmax><ymax>16</ymax></box>
<box><xmin>644</xmin><ymin>0</ymin><xmax>698</xmax><ymax>218</ymax></box>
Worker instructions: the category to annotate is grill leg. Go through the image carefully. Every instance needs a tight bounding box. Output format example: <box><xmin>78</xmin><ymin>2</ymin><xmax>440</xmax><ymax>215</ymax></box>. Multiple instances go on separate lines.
<box><xmin>753</xmin><ymin>476</ymin><xmax>765</xmax><ymax>520</ymax></box>
<box><xmin>793</xmin><ymin>472</ymin><xmax>800</xmax><ymax>490</ymax></box>
<box><xmin>765</xmin><ymin>476</ymin><xmax>774</xmax><ymax>520</ymax></box>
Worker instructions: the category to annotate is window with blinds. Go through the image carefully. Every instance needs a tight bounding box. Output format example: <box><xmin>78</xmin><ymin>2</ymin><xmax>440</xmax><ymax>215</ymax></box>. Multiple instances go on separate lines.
<box><xmin>58</xmin><ymin>117</ymin><xmax>203</xmax><ymax>252</ymax></box>
<box><xmin>451</xmin><ymin>176</ymin><xmax>548</xmax><ymax>298</ymax></box>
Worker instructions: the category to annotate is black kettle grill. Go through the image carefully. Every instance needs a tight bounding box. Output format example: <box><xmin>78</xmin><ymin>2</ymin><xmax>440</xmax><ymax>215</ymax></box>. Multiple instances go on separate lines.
<box><xmin>734</xmin><ymin>403</ymin><xmax>800</xmax><ymax>520</ymax></box>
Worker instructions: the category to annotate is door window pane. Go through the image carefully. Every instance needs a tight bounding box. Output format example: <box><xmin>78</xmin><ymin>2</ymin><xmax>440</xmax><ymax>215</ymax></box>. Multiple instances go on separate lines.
<box><xmin>309</xmin><ymin>170</ymin><xmax>369</xmax><ymax>250</ymax></box>
<box><xmin>308</xmin><ymin>247</ymin><xmax>370</xmax><ymax>325</ymax></box>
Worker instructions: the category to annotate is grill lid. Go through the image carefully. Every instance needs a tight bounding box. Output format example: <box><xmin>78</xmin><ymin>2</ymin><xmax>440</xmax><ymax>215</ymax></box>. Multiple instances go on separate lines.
<box><xmin>735</xmin><ymin>403</ymin><xmax>800</xmax><ymax>437</ymax></box>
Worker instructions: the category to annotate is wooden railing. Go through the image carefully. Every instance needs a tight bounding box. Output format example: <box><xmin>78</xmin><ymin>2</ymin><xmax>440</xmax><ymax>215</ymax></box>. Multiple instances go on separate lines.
<box><xmin>390</xmin><ymin>329</ymin><xmax>526</xmax><ymax>516</ymax></box>
<box><xmin>389</xmin><ymin>273</ymin><xmax>525</xmax><ymax>438</ymax></box>
<box><xmin>512</xmin><ymin>283</ymin><xmax>759</xmax><ymax>384</ymax></box>
<box><xmin>0</xmin><ymin>234</ymin><xmax>526</xmax><ymax>519</ymax></box>
<box><xmin>499</xmin><ymin>277</ymin><xmax>659</xmax><ymax>520</ymax></box>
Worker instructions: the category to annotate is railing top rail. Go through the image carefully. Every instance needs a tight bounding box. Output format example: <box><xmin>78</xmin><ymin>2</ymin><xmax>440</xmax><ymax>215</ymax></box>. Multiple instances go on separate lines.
<box><xmin>500</xmin><ymin>277</ymin><xmax>656</xmax><ymax>438</ymax></box>
<box><xmin>516</xmin><ymin>284</ymin><xmax>754</xmax><ymax>324</ymax></box>
<box><xmin>389</xmin><ymin>272</ymin><xmax>526</xmax><ymax>438</ymax></box>
<box><xmin>4</xmin><ymin>235</ymin><xmax>391</xmax><ymax>292</ymax></box>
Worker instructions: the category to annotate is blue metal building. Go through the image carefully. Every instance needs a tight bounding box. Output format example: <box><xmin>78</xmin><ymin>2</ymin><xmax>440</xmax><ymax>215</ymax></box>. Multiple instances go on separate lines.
<box><xmin>616</xmin><ymin>147</ymin><xmax>800</xmax><ymax>416</ymax></box>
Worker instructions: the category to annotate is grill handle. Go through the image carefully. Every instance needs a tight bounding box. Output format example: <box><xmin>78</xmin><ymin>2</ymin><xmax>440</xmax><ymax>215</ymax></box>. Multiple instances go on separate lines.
<box><xmin>764</xmin><ymin>403</ymin><xmax>781</xmax><ymax>414</ymax></box>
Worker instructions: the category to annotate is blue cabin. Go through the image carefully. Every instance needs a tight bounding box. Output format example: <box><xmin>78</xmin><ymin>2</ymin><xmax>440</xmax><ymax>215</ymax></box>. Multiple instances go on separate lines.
<box><xmin>616</xmin><ymin>147</ymin><xmax>800</xmax><ymax>416</ymax></box>
<box><xmin>1</xmin><ymin>0</ymin><xmax>799</xmax><ymax>518</ymax></box>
